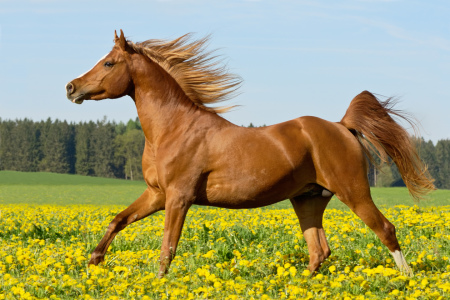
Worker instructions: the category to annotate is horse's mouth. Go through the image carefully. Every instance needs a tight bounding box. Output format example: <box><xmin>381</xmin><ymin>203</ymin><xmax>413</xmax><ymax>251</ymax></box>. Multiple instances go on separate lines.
<box><xmin>71</xmin><ymin>94</ymin><xmax>86</xmax><ymax>104</ymax></box>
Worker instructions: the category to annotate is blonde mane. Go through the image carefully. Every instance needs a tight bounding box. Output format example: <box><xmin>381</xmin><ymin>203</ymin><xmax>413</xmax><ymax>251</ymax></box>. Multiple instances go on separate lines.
<box><xmin>127</xmin><ymin>34</ymin><xmax>242</xmax><ymax>114</ymax></box>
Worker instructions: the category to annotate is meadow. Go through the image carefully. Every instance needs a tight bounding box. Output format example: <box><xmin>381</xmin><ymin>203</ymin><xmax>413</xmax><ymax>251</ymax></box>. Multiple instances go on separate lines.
<box><xmin>0</xmin><ymin>171</ymin><xmax>449</xmax><ymax>299</ymax></box>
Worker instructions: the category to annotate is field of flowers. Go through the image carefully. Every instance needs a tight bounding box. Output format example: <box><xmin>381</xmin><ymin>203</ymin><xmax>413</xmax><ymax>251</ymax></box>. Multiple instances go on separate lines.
<box><xmin>0</xmin><ymin>204</ymin><xmax>449</xmax><ymax>299</ymax></box>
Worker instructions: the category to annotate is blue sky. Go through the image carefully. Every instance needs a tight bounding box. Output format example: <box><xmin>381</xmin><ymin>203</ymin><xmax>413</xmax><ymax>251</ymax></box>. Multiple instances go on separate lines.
<box><xmin>0</xmin><ymin>0</ymin><xmax>449</xmax><ymax>142</ymax></box>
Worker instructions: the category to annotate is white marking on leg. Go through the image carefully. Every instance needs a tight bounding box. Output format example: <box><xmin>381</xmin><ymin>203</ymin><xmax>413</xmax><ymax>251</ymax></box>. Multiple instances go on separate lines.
<box><xmin>390</xmin><ymin>250</ymin><xmax>413</xmax><ymax>276</ymax></box>
<box><xmin>76</xmin><ymin>53</ymin><xmax>109</xmax><ymax>78</ymax></box>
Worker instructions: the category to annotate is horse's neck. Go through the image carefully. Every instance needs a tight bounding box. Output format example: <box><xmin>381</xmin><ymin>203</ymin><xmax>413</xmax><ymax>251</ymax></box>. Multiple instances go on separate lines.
<box><xmin>131</xmin><ymin>59</ymin><xmax>214</xmax><ymax>146</ymax></box>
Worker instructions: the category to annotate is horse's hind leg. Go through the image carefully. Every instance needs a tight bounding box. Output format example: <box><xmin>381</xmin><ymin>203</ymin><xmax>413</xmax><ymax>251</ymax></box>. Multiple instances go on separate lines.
<box><xmin>290</xmin><ymin>194</ymin><xmax>332</xmax><ymax>273</ymax></box>
<box><xmin>336</xmin><ymin>187</ymin><xmax>413</xmax><ymax>275</ymax></box>
<box><xmin>89</xmin><ymin>188</ymin><xmax>165</xmax><ymax>265</ymax></box>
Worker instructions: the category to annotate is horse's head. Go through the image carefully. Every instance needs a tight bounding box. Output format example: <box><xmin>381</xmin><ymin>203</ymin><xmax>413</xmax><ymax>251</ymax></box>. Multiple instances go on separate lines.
<box><xmin>66</xmin><ymin>30</ymin><xmax>133</xmax><ymax>104</ymax></box>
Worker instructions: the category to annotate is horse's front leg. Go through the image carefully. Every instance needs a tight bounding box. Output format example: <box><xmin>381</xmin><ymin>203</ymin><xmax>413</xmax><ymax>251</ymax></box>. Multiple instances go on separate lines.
<box><xmin>89</xmin><ymin>188</ymin><xmax>165</xmax><ymax>265</ymax></box>
<box><xmin>157</xmin><ymin>190</ymin><xmax>192</xmax><ymax>278</ymax></box>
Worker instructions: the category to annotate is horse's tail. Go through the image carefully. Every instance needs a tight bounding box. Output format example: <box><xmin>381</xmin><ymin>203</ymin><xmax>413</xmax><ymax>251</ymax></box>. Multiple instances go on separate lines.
<box><xmin>340</xmin><ymin>90</ymin><xmax>435</xmax><ymax>200</ymax></box>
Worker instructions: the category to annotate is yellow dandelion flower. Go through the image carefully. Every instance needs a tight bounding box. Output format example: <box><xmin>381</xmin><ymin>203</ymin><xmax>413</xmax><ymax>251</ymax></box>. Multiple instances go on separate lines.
<box><xmin>301</xmin><ymin>269</ymin><xmax>310</xmax><ymax>277</ymax></box>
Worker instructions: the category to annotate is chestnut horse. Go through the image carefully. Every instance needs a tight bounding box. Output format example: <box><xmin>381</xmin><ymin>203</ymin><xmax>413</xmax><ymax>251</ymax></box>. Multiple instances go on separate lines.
<box><xmin>66</xmin><ymin>30</ymin><xmax>434</xmax><ymax>277</ymax></box>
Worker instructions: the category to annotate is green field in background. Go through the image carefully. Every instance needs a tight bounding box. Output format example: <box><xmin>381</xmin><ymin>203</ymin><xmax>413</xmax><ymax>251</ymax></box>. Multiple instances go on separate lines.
<box><xmin>0</xmin><ymin>171</ymin><xmax>448</xmax><ymax>208</ymax></box>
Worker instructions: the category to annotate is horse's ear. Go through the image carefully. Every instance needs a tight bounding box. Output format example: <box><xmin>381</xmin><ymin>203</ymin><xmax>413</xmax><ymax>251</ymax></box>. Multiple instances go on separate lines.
<box><xmin>118</xmin><ymin>29</ymin><xmax>127</xmax><ymax>51</ymax></box>
<box><xmin>114</xmin><ymin>29</ymin><xmax>127</xmax><ymax>51</ymax></box>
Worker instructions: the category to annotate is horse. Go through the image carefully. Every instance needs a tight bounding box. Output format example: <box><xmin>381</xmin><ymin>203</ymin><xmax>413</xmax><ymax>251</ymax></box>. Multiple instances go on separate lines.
<box><xmin>66</xmin><ymin>30</ymin><xmax>434</xmax><ymax>277</ymax></box>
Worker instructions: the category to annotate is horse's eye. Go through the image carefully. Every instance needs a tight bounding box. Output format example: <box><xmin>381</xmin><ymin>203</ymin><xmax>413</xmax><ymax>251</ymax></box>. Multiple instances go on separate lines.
<box><xmin>104</xmin><ymin>62</ymin><xmax>114</xmax><ymax>68</ymax></box>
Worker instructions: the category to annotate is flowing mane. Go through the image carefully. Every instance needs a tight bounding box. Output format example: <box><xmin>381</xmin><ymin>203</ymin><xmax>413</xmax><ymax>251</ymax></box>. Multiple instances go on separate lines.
<box><xmin>126</xmin><ymin>34</ymin><xmax>242</xmax><ymax>113</ymax></box>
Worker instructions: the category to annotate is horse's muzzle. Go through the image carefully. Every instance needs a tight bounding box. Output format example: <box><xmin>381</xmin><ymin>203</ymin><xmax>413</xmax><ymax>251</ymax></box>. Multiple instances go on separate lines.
<box><xmin>65</xmin><ymin>82</ymin><xmax>85</xmax><ymax>104</ymax></box>
<box><xmin>66</xmin><ymin>82</ymin><xmax>74</xmax><ymax>95</ymax></box>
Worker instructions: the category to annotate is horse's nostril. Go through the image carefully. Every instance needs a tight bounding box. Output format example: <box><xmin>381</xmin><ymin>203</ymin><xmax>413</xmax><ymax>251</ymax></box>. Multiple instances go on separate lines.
<box><xmin>66</xmin><ymin>82</ymin><xmax>74</xmax><ymax>94</ymax></box>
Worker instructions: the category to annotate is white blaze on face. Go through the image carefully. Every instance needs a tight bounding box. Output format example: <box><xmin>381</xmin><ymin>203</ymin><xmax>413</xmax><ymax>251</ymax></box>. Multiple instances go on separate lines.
<box><xmin>76</xmin><ymin>53</ymin><xmax>109</xmax><ymax>79</ymax></box>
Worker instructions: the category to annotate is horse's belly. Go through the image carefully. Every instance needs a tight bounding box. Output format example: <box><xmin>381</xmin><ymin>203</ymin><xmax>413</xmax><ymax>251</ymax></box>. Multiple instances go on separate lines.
<box><xmin>196</xmin><ymin>174</ymin><xmax>303</xmax><ymax>209</ymax></box>
<box><xmin>195</xmin><ymin>191</ymin><xmax>286</xmax><ymax>209</ymax></box>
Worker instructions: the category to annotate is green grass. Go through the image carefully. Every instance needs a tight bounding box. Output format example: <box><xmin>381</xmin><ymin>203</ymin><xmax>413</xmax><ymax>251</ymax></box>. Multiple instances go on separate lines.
<box><xmin>0</xmin><ymin>171</ymin><xmax>449</xmax><ymax>208</ymax></box>
<box><xmin>0</xmin><ymin>170</ymin><xmax>146</xmax><ymax>186</ymax></box>
<box><xmin>0</xmin><ymin>171</ymin><xmax>146</xmax><ymax>206</ymax></box>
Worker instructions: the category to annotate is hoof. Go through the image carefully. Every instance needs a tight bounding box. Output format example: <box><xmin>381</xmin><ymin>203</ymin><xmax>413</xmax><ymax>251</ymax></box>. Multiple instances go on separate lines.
<box><xmin>88</xmin><ymin>252</ymin><xmax>105</xmax><ymax>265</ymax></box>
<box><xmin>307</xmin><ymin>263</ymin><xmax>321</xmax><ymax>275</ymax></box>
<box><xmin>307</xmin><ymin>266</ymin><xmax>319</xmax><ymax>278</ymax></box>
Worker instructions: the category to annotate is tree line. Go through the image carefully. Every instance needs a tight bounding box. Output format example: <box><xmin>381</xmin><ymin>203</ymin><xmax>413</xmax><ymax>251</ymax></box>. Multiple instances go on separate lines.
<box><xmin>366</xmin><ymin>138</ymin><xmax>450</xmax><ymax>190</ymax></box>
<box><xmin>0</xmin><ymin>118</ymin><xmax>449</xmax><ymax>189</ymax></box>
<box><xmin>0</xmin><ymin>117</ymin><xmax>145</xmax><ymax>180</ymax></box>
